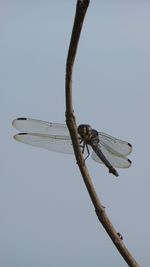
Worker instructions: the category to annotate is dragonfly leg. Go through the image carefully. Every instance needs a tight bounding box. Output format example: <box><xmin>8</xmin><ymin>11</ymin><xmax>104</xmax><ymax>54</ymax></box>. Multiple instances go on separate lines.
<box><xmin>79</xmin><ymin>140</ymin><xmax>85</xmax><ymax>153</ymax></box>
<box><xmin>84</xmin><ymin>143</ymin><xmax>90</xmax><ymax>161</ymax></box>
<box><xmin>79</xmin><ymin>141</ymin><xmax>90</xmax><ymax>162</ymax></box>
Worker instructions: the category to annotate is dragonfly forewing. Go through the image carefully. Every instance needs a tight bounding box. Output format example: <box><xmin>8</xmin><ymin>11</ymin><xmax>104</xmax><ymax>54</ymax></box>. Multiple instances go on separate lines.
<box><xmin>99</xmin><ymin>132</ymin><xmax>132</xmax><ymax>156</ymax></box>
<box><xmin>12</xmin><ymin>118</ymin><xmax>69</xmax><ymax>136</ymax></box>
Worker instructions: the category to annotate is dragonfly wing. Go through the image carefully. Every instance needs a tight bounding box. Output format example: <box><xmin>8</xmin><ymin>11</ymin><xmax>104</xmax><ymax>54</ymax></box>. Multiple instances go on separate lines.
<box><xmin>91</xmin><ymin>143</ymin><xmax>131</xmax><ymax>168</ymax></box>
<box><xmin>98</xmin><ymin>132</ymin><xmax>132</xmax><ymax>156</ymax></box>
<box><xmin>12</xmin><ymin>118</ymin><xmax>89</xmax><ymax>156</ymax></box>
<box><xmin>12</xmin><ymin>118</ymin><xmax>69</xmax><ymax>136</ymax></box>
<box><xmin>14</xmin><ymin>133</ymin><xmax>74</xmax><ymax>154</ymax></box>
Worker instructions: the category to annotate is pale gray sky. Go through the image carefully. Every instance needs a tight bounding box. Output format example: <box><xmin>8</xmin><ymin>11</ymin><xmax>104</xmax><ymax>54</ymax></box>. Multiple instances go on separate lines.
<box><xmin>1</xmin><ymin>1</ymin><xmax>150</xmax><ymax>266</ymax></box>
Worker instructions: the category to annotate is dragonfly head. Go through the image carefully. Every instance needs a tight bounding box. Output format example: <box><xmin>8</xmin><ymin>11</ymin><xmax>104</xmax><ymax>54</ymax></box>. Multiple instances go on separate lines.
<box><xmin>78</xmin><ymin>124</ymin><xmax>93</xmax><ymax>141</ymax></box>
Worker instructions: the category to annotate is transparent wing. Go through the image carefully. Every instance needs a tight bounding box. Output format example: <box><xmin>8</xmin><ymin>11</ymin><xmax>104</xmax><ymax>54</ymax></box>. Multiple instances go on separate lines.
<box><xmin>98</xmin><ymin>132</ymin><xmax>132</xmax><ymax>156</ymax></box>
<box><xmin>12</xmin><ymin>118</ymin><xmax>69</xmax><ymax>136</ymax></box>
<box><xmin>91</xmin><ymin>143</ymin><xmax>131</xmax><ymax>168</ymax></box>
<box><xmin>12</xmin><ymin>118</ymin><xmax>91</xmax><ymax>156</ymax></box>
<box><xmin>14</xmin><ymin>133</ymin><xmax>74</xmax><ymax>154</ymax></box>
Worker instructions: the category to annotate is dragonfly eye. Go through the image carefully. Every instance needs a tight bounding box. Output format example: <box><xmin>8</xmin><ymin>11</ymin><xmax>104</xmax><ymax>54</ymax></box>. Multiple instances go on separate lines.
<box><xmin>78</xmin><ymin>124</ymin><xmax>92</xmax><ymax>139</ymax></box>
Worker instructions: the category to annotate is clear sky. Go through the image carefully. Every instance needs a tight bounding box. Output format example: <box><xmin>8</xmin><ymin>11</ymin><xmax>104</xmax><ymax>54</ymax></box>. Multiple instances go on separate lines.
<box><xmin>1</xmin><ymin>1</ymin><xmax>150</xmax><ymax>266</ymax></box>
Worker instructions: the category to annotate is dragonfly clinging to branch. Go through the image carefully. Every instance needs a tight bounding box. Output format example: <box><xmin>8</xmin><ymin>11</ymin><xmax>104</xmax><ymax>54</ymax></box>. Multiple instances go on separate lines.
<box><xmin>12</xmin><ymin>117</ymin><xmax>132</xmax><ymax>177</ymax></box>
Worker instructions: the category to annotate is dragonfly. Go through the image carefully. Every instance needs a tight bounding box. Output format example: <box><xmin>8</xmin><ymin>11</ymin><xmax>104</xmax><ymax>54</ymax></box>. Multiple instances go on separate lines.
<box><xmin>12</xmin><ymin>117</ymin><xmax>132</xmax><ymax>177</ymax></box>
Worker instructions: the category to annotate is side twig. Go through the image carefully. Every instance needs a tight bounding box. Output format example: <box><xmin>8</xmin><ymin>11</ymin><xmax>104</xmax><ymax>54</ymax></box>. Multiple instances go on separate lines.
<box><xmin>65</xmin><ymin>1</ymin><xmax>140</xmax><ymax>266</ymax></box>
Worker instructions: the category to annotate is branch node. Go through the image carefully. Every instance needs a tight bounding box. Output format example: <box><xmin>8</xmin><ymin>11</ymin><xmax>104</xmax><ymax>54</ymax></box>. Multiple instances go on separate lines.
<box><xmin>117</xmin><ymin>232</ymin><xmax>123</xmax><ymax>240</ymax></box>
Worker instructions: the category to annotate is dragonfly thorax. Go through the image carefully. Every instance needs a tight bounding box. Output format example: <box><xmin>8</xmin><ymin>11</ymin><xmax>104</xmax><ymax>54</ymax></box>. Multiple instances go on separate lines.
<box><xmin>78</xmin><ymin>124</ymin><xmax>99</xmax><ymax>144</ymax></box>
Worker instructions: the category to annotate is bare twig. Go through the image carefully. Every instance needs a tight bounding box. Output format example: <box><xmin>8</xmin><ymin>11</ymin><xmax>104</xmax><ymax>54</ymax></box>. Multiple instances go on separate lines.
<box><xmin>65</xmin><ymin>1</ymin><xmax>140</xmax><ymax>266</ymax></box>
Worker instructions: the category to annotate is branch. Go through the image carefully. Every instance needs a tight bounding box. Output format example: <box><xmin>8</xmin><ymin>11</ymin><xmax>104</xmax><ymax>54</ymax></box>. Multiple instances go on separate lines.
<box><xmin>65</xmin><ymin>1</ymin><xmax>140</xmax><ymax>266</ymax></box>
